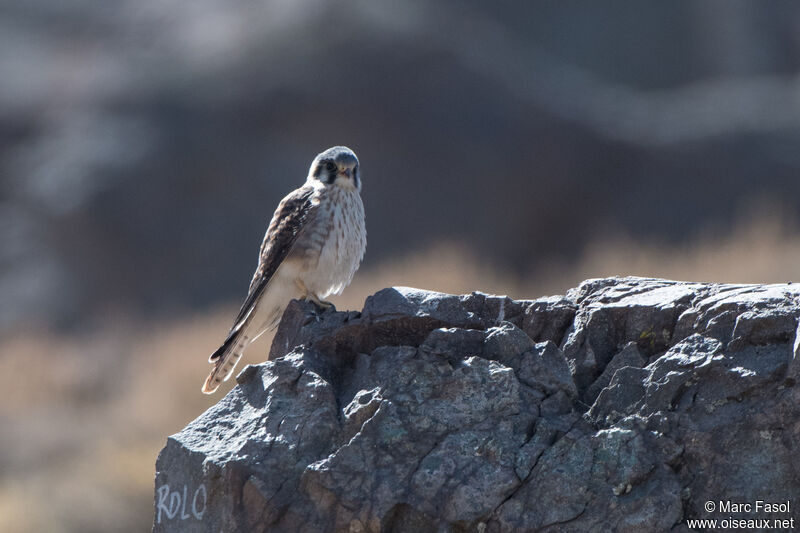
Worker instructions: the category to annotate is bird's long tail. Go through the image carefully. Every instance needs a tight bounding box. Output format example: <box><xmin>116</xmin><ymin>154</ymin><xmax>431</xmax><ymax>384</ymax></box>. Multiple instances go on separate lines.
<box><xmin>202</xmin><ymin>328</ymin><xmax>251</xmax><ymax>394</ymax></box>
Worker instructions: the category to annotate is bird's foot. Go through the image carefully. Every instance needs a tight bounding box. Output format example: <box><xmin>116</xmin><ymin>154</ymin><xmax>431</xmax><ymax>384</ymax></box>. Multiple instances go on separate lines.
<box><xmin>304</xmin><ymin>292</ymin><xmax>333</xmax><ymax>310</ymax></box>
<box><xmin>314</xmin><ymin>299</ymin><xmax>334</xmax><ymax>310</ymax></box>
<box><xmin>303</xmin><ymin>293</ymin><xmax>334</xmax><ymax>322</ymax></box>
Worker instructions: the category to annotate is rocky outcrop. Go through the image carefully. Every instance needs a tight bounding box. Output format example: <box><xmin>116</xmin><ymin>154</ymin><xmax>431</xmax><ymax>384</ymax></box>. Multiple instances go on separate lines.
<box><xmin>153</xmin><ymin>277</ymin><xmax>800</xmax><ymax>532</ymax></box>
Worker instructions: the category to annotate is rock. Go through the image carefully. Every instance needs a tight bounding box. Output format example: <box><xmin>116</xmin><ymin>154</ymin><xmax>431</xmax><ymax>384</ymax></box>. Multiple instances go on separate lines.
<box><xmin>154</xmin><ymin>277</ymin><xmax>800</xmax><ymax>532</ymax></box>
<box><xmin>482</xmin><ymin>322</ymin><xmax>535</xmax><ymax>368</ymax></box>
<box><xmin>518</xmin><ymin>341</ymin><xmax>578</xmax><ymax>400</ymax></box>
<box><xmin>562</xmin><ymin>278</ymin><xmax>696</xmax><ymax>392</ymax></box>
<box><xmin>584</xmin><ymin>341</ymin><xmax>646</xmax><ymax>404</ymax></box>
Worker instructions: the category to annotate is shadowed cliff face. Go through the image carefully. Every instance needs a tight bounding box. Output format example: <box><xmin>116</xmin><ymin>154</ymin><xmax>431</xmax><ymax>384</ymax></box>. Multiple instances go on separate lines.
<box><xmin>153</xmin><ymin>277</ymin><xmax>800</xmax><ymax>532</ymax></box>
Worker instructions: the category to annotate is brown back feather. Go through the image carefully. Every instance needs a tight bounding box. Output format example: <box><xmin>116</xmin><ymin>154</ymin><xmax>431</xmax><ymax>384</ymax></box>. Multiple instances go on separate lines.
<box><xmin>209</xmin><ymin>185</ymin><xmax>315</xmax><ymax>362</ymax></box>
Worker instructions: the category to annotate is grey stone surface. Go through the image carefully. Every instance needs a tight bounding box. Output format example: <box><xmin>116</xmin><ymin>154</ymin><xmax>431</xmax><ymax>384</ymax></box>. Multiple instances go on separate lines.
<box><xmin>154</xmin><ymin>277</ymin><xmax>800</xmax><ymax>532</ymax></box>
<box><xmin>583</xmin><ymin>341</ymin><xmax>646</xmax><ymax>404</ymax></box>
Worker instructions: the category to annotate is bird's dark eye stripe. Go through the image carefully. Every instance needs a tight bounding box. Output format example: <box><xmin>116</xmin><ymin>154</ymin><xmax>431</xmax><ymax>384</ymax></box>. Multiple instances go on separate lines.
<box><xmin>325</xmin><ymin>161</ymin><xmax>336</xmax><ymax>171</ymax></box>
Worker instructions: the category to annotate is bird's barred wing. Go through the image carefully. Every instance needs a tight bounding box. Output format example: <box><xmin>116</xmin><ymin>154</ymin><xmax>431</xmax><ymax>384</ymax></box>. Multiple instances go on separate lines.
<box><xmin>209</xmin><ymin>185</ymin><xmax>316</xmax><ymax>362</ymax></box>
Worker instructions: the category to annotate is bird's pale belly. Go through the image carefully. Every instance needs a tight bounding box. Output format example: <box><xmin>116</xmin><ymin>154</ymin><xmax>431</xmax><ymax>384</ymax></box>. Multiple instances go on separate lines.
<box><xmin>305</xmin><ymin>238</ymin><xmax>361</xmax><ymax>298</ymax></box>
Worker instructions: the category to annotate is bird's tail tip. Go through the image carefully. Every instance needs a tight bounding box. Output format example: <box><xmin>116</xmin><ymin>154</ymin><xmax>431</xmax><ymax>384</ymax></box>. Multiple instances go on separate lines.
<box><xmin>201</xmin><ymin>370</ymin><xmax>221</xmax><ymax>394</ymax></box>
<box><xmin>202</xmin><ymin>342</ymin><xmax>246</xmax><ymax>394</ymax></box>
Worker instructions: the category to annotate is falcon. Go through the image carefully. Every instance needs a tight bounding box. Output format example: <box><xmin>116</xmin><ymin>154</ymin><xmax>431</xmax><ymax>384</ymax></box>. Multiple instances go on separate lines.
<box><xmin>202</xmin><ymin>146</ymin><xmax>367</xmax><ymax>394</ymax></box>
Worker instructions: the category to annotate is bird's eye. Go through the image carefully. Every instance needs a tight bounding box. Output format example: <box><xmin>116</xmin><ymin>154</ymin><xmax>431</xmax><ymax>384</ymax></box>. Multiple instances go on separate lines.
<box><xmin>325</xmin><ymin>161</ymin><xmax>337</xmax><ymax>172</ymax></box>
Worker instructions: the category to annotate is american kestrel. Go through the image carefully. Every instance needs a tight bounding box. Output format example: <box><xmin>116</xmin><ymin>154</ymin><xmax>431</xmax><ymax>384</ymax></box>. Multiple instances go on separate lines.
<box><xmin>202</xmin><ymin>146</ymin><xmax>367</xmax><ymax>394</ymax></box>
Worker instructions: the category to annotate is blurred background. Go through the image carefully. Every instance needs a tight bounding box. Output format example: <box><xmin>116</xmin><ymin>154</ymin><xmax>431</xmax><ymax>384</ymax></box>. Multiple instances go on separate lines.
<box><xmin>2</xmin><ymin>0</ymin><xmax>800</xmax><ymax>530</ymax></box>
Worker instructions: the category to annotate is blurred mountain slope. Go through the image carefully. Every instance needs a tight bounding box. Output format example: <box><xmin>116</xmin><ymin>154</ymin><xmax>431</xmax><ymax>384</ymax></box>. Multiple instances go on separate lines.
<box><xmin>2</xmin><ymin>0</ymin><xmax>800</xmax><ymax>330</ymax></box>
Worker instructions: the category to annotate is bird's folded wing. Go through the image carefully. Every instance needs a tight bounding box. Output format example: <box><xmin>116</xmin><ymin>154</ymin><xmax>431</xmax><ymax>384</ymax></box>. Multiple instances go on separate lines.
<box><xmin>209</xmin><ymin>185</ymin><xmax>316</xmax><ymax>362</ymax></box>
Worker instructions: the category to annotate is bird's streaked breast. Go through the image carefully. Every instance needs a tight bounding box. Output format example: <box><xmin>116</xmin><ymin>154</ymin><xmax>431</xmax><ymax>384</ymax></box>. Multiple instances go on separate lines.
<box><xmin>300</xmin><ymin>185</ymin><xmax>366</xmax><ymax>298</ymax></box>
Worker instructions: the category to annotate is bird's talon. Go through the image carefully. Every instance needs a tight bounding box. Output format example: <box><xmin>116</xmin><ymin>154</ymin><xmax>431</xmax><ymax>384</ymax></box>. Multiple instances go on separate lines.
<box><xmin>303</xmin><ymin>292</ymin><xmax>333</xmax><ymax>312</ymax></box>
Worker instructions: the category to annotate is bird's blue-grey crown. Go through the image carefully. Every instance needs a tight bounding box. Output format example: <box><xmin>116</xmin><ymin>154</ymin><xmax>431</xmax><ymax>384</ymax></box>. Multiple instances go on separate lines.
<box><xmin>309</xmin><ymin>146</ymin><xmax>360</xmax><ymax>189</ymax></box>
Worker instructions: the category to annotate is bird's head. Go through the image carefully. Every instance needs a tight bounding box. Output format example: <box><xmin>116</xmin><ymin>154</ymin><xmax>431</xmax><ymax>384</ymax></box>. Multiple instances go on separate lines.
<box><xmin>308</xmin><ymin>146</ymin><xmax>361</xmax><ymax>191</ymax></box>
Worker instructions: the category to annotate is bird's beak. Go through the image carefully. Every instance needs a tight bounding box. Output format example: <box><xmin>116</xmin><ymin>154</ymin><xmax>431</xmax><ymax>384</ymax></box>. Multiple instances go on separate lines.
<box><xmin>338</xmin><ymin>168</ymin><xmax>352</xmax><ymax>178</ymax></box>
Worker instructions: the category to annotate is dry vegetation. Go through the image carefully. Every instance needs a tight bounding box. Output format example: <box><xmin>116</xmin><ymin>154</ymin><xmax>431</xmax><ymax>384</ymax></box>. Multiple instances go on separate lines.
<box><xmin>1</xmin><ymin>215</ymin><xmax>798</xmax><ymax>532</ymax></box>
